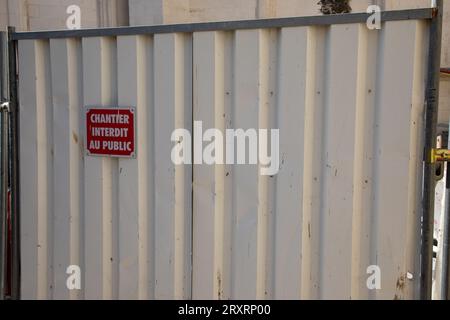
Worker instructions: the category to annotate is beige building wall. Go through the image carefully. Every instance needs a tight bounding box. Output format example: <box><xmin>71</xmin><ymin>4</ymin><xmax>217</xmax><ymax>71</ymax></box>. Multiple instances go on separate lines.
<box><xmin>0</xmin><ymin>0</ymin><xmax>128</xmax><ymax>31</ymax></box>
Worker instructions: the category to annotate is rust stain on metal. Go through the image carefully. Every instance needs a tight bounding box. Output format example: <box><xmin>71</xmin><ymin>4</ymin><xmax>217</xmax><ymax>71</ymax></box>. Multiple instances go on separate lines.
<box><xmin>432</xmin><ymin>7</ymin><xmax>438</xmax><ymax>18</ymax></box>
<box><xmin>396</xmin><ymin>275</ymin><xmax>405</xmax><ymax>290</ymax></box>
<box><xmin>396</xmin><ymin>274</ymin><xmax>406</xmax><ymax>299</ymax></box>
<box><xmin>217</xmin><ymin>271</ymin><xmax>223</xmax><ymax>300</ymax></box>
<box><xmin>72</xmin><ymin>132</ymin><xmax>79</xmax><ymax>144</ymax></box>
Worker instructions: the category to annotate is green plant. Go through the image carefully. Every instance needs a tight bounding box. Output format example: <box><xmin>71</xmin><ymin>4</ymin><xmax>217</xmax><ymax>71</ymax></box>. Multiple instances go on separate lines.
<box><xmin>318</xmin><ymin>0</ymin><xmax>352</xmax><ymax>15</ymax></box>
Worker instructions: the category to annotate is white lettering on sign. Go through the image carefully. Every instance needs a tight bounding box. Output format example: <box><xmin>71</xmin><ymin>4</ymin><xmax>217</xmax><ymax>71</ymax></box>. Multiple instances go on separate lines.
<box><xmin>90</xmin><ymin>113</ymin><xmax>130</xmax><ymax>125</ymax></box>
<box><xmin>100</xmin><ymin>141</ymin><xmax>133</xmax><ymax>152</ymax></box>
<box><xmin>91</xmin><ymin>127</ymin><xmax>129</xmax><ymax>138</ymax></box>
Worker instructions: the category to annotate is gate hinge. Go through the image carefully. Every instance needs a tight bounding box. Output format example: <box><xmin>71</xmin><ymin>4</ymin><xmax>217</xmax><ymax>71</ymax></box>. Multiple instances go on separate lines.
<box><xmin>430</xmin><ymin>148</ymin><xmax>450</xmax><ymax>163</ymax></box>
<box><xmin>0</xmin><ymin>102</ymin><xmax>10</xmax><ymax>112</ymax></box>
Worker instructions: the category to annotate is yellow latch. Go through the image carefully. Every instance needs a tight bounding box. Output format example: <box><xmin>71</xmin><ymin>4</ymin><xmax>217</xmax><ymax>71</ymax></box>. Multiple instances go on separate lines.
<box><xmin>430</xmin><ymin>149</ymin><xmax>450</xmax><ymax>163</ymax></box>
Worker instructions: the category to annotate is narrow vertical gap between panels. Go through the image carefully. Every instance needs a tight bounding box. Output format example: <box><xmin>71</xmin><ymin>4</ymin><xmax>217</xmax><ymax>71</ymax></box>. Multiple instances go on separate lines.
<box><xmin>136</xmin><ymin>35</ymin><xmax>153</xmax><ymax>300</ymax></box>
<box><xmin>270</xmin><ymin>27</ymin><xmax>281</xmax><ymax>301</ymax></box>
<box><xmin>82</xmin><ymin>37</ymin><xmax>101</xmax><ymax>300</ymax></box>
<box><xmin>230</xmin><ymin>30</ymin><xmax>237</xmax><ymax>299</ymax></box>
<box><xmin>302</xmin><ymin>25</ymin><xmax>318</xmax><ymax>300</ymax></box>
<box><xmin>147</xmin><ymin>35</ymin><xmax>156</xmax><ymax>301</ymax></box>
<box><xmin>213</xmin><ymin>31</ymin><xmax>226</xmax><ymax>301</ymax></box>
<box><xmin>303</xmin><ymin>26</ymin><xmax>327</xmax><ymax>300</ymax></box>
<box><xmin>318</xmin><ymin>25</ymin><xmax>331</xmax><ymax>300</ymax></box>
<box><xmin>182</xmin><ymin>33</ymin><xmax>193</xmax><ymax>300</ymax></box>
<box><xmin>100</xmin><ymin>36</ymin><xmax>119</xmax><ymax>300</ymax></box>
<box><xmin>186</xmin><ymin>33</ymin><xmax>194</xmax><ymax>300</ymax></box>
<box><xmin>69</xmin><ymin>38</ymin><xmax>84</xmax><ymax>301</ymax></box>
<box><xmin>255</xmin><ymin>27</ymin><xmax>279</xmax><ymax>300</ymax></box>
<box><xmin>370</xmin><ymin>22</ymin><xmax>386</xmax><ymax>301</ymax></box>
<box><xmin>117</xmin><ymin>35</ymin><xmax>141</xmax><ymax>300</ymax></box>
<box><xmin>256</xmin><ymin>28</ymin><xmax>270</xmax><ymax>300</ymax></box>
<box><xmin>79</xmin><ymin>44</ymin><xmax>86</xmax><ymax>297</ymax></box>
<box><xmin>174</xmin><ymin>33</ymin><xmax>184</xmax><ymax>299</ymax></box>
<box><xmin>111</xmin><ymin>38</ymin><xmax>120</xmax><ymax>301</ymax></box>
<box><xmin>190</xmin><ymin>31</ymin><xmax>195</xmax><ymax>302</ymax></box>
<box><xmin>173</xmin><ymin>32</ymin><xmax>192</xmax><ymax>299</ymax></box>
<box><xmin>174</xmin><ymin>33</ymin><xmax>183</xmax><ymax>299</ymax></box>
<box><xmin>101</xmin><ymin>37</ymin><xmax>111</xmax><ymax>300</ymax></box>
<box><xmin>223</xmin><ymin>31</ymin><xmax>234</xmax><ymax>300</ymax></box>
<box><xmin>153</xmin><ymin>33</ymin><xmax>165</xmax><ymax>299</ymax></box>
<box><xmin>364</xmin><ymin>27</ymin><xmax>380</xmax><ymax>301</ymax></box>
<box><xmin>136</xmin><ymin>35</ymin><xmax>150</xmax><ymax>301</ymax></box>
<box><xmin>49</xmin><ymin>39</ymin><xmax>63</xmax><ymax>300</ymax></box>
<box><xmin>189</xmin><ymin>31</ymin><xmax>196</xmax><ymax>299</ymax></box>
<box><xmin>46</xmin><ymin>39</ymin><xmax>55</xmax><ymax>301</ymax></box>
<box><xmin>264</xmin><ymin>28</ymin><xmax>278</xmax><ymax>301</ymax></box>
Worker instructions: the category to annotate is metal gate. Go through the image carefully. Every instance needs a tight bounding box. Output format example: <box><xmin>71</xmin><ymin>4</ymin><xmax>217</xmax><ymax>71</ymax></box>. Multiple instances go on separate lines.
<box><xmin>0</xmin><ymin>7</ymin><xmax>444</xmax><ymax>300</ymax></box>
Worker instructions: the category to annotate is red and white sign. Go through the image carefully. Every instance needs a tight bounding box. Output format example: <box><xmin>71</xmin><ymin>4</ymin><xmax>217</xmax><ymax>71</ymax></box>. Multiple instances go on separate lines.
<box><xmin>86</xmin><ymin>107</ymin><xmax>136</xmax><ymax>158</ymax></box>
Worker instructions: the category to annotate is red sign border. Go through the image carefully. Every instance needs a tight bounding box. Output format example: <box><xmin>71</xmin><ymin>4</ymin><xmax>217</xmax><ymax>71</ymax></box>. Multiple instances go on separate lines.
<box><xmin>85</xmin><ymin>106</ymin><xmax>137</xmax><ymax>159</ymax></box>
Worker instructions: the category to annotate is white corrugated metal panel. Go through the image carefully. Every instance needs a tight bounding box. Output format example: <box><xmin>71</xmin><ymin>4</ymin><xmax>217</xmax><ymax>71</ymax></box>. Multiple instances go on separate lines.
<box><xmin>18</xmin><ymin>20</ymin><xmax>429</xmax><ymax>300</ymax></box>
<box><xmin>19</xmin><ymin>34</ymin><xmax>193</xmax><ymax>300</ymax></box>
<box><xmin>192</xmin><ymin>20</ymin><xmax>428</xmax><ymax>300</ymax></box>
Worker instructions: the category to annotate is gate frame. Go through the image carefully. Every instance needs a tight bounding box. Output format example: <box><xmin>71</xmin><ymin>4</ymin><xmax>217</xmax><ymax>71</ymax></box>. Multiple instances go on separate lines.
<box><xmin>0</xmin><ymin>27</ymin><xmax>20</xmax><ymax>300</ymax></box>
<box><xmin>0</xmin><ymin>31</ymin><xmax>8</xmax><ymax>300</ymax></box>
<box><xmin>6</xmin><ymin>6</ymin><xmax>443</xmax><ymax>300</ymax></box>
<box><xmin>422</xmin><ymin>0</ymin><xmax>444</xmax><ymax>300</ymax></box>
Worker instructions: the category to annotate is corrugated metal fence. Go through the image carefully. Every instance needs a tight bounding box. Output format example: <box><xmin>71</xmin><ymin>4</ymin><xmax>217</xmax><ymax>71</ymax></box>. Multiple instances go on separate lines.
<box><xmin>15</xmin><ymin>10</ymin><xmax>432</xmax><ymax>299</ymax></box>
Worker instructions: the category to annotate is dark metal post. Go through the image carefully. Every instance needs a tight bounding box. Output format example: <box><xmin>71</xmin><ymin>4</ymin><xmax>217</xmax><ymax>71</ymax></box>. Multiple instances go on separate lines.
<box><xmin>8</xmin><ymin>27</ymin><xmax>20</xmax><ymax>300</ymax></box>
<box><xmin>0</xmin><ymin>103</ymin><xmax>8</xmax><ymax>301</ymax></box>
<box><xmin>0</xmin><ymin>31</ymin><xmax>10</xmax><ymax>301</ymax></box>
<box><xmin>421</xmin><ymin>0</ymin><xmax>444</xmax><ymax>300</ymax></box>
